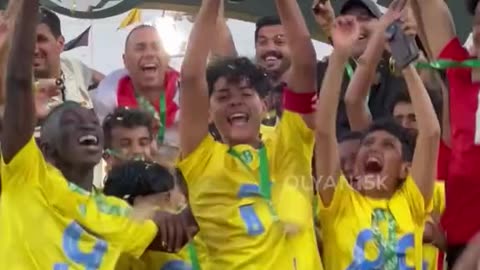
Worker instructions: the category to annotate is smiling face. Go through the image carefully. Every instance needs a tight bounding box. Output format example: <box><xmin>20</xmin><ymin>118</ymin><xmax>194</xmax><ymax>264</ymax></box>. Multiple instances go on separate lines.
<box><xmin>33</xmin><ymin>23</ymin><xmax>64</xmax><ymax>78</ymax></box>
<box><xmin>254</xmin><ymin>24</ymin><xmax>291</xmax><ymax>80</ymax></box>
<box><xmin>209</xmin><ymin>77</ymin><xmax>265</xmax><ymax>146</ymax></box>
<box><xmin>341</xmin><ymin>6</ymin><xmax>378</xmax><ymax>59</ymax></box>
<box><xmin>354</xmin><ymin>129</ymin><xmax>408</xmax><ymax>197</ymax></box>
<box><xmin>106</xmin><ymin>126</ymin><xmax>153</xmax><ymax>169</ymax></box>
<box><xmin>123</xmin><ymin>26</ymin><xmax>169</xmax><ymax>90</ymax></box>
<box><xmin>47</xmin><ymin>106</ymin><xmax>104</xmax><ymax>167</ymax></box>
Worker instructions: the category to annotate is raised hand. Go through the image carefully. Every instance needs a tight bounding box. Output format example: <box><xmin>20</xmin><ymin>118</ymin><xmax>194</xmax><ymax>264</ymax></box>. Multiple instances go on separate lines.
<box><xmin>35</xmin><ymin>79</ymin><xmax>61</xmax><ymax>119</ymax></box>
<box><xmin>379</xmin><ymin>0</ymin><xmax>406</xmax><ymax>29</ymax></box>
<box><xmin>312</xmin><ymin>0</ymin><xmax>335</xmax><ymax>35</ymax></box>
<box><xmin>331</xmin><ymin>16</ymin><xmax>360</xmax><ymax>58</ymax></box>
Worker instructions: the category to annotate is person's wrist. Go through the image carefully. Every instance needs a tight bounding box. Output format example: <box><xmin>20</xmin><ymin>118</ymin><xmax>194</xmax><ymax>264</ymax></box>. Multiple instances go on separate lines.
<box><xmin>331</xmin><ymin>49</ymin><xmax>350</xmax><ymax>62</ymax></box>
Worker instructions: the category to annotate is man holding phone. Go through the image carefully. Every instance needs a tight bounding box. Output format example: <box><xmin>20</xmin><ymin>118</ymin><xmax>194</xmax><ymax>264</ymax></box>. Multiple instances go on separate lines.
<box><xmin>315</xmin><ymin>0</ymin><xmax>418</xmax><ymax>138</ymax></box>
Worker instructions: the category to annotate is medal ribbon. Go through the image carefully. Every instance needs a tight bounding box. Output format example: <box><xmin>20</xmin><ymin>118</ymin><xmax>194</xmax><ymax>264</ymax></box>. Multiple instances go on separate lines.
<box><xmin>416</xmin><ymin>59</ymin><xmax>480</xmax><ymax>70</ymax></box>
<box><xmin>135</xmin><ymin>92</ymin><xmax>166</xmax><ymax>144</ymax></box>
<box><xmin>345</xmin><ymin>62</ymin><xmax>354</xmax><ymax>79</ymax></box>
<box><xmin>227</xmin><ymin>145</ymin><xmax>278</xmax><ymax>221</ymax></box>
<box><xmin>187</xmin><ymin>243</ymin><xmax>200</xmax><ymax>270</ymax></box>
<box><xmin>371</xmin><ymin>209</ymin><xmax>398</xmax><ymax>270</ymax></box>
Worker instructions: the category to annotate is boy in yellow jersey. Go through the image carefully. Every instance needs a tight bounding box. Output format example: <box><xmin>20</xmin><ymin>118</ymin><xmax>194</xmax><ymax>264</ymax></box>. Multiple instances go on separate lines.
<box><xmin>104</xmin><ymin>161</ymin><xmax>206</xmax><ymax>270</ymax></box>
<box><xmin>177</xmin><ymin>0</ymin><xmax>321</xmax><ymax>269</ymax></box>
<box><xmin>0</xmin><ymin>0</ymin><xmax>194</xmax><ymax>268</ymax></box>
<box><xmin>314</xmin><ymin>1</ymin><xmax>440</xmax><ymax>269</ymax></box>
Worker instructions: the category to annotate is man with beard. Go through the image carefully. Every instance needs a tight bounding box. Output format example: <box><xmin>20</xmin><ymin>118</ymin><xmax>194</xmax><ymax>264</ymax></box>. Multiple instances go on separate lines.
<box><xmin>34</xmin><ymin>7</ymin><xmax>104</xmax><ymax>111</ymax></box>
<box><xmin>254</xmin><ymin>16</ymin><xmax>291</xmax><ymax>124</ymax></box>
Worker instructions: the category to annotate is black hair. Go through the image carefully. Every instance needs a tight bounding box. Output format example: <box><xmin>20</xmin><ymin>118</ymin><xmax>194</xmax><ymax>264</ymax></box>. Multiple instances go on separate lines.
<box><xmin>254</xmin><ymin>16</ymin><xmax>281</xmax><ymax>42</ymax></box>
<box><xmin>38</xmin><ymin>7</ymin><xmax>62</xmax><ymax>38</ymax></box>
<box><xmin>338</xmin><ymin>131</ymin><xmax>363</xmax><ymax>143</ymax></box>
<box><xmin>102</xmin><ymin>107</ymin><xmax>153</xmax><ymax>150</ymax></box>
<box><xmin>390</xmin><ymin>88</ymin><xmax>411</xmax><ymax>111</ymax></box>
<box><xmin>362</xmin><ymin>118</ymin><xmax>415</xmax><ymax>162</ymax></box>
<box><xmin>40</xmin><ymin>101</ymin><xmax>82</xmax><ymax>146</ymax></box>
<box><xmin>467</xmin><ymin>0</ymin><xmax>480</xmax><ymax>15</ymax></box>
<box><xmin>390</xmin><ymin>88</ymin><xmax>443</xmax><ymax>126</ymax></box>
<box><xmin>206</xmin><ymin>56</ymin><xmax>271</xmax><ymax>98</ymax></box>
<box><xmin>104</xmin><ymin>160</ymin><xmax>175</xmax><ymax>205</ymax></box>
<box><xmin>124</xmin><ymin>24</ymin><xmax>157</xmax><ymax>50</ymax></box>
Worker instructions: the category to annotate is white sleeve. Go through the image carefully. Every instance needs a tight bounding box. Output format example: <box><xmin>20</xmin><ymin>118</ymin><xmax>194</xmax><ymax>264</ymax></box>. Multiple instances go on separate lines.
<box><xmin>91</xmin><ymin>69</ymin><xmax>128</xmax><ymax>124</ymax></box>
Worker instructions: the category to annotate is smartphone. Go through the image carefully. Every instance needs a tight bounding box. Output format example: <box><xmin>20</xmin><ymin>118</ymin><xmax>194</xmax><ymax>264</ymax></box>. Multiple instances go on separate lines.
<box><xmin>385</xmin><ymin>20</ymin><xmax>419</xmax><ymax>70</ymax></box>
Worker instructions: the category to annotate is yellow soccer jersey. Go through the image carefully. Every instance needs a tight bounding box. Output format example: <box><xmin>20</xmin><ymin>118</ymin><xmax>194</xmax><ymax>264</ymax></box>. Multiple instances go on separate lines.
<box><xmin>115</xmin><ymin>236</ymin><xmax>208</xmax><ymax>270</ymax></box>
<box><xmin>319</xmin><ymin>175</ymin><xmax>429</xmax><ymax>270</ymax></box>
<box><xmin>260</xmin><ymin>124</ymin><xmax>275</xmax><ymax>141</ymax></box>
<box><xmin>423</xmin><ymin>182</ymin><xmax>446</xmax><ymax>270</ymax></box>
<box><xmin>178</xmin><ymin>110</ymin><xmax>322</xmax><ymax>270</ymax></box>
<box><xmin>0</xmin><ymin>138</ymin><xmax>157</xmax><ymax>269</ymax></box>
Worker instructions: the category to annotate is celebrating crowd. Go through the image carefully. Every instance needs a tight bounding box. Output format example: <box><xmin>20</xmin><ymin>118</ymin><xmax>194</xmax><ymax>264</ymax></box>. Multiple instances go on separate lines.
<box><xmin>1</xmin><ymin>0</ymin><xmax>480</xmax><ymax>269</ymax></box>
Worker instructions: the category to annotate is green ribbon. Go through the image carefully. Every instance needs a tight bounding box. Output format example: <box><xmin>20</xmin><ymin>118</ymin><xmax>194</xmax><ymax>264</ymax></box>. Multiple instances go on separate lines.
<box><xmin>345</xmin><ymin>58</ymin><xmax>480</xmax><ymax>77</ymax></box>
<box><xmin>228</xmin><ymin>145</ymin><xmax>278</xmax><ymax>221</ymax></box>
<box><xmin>187</xmin><ymin>243</ymin><xmax>200</xmax><ymax>270</ymax></box>
<box><xmin>135</xmin><ymin>91</ymin><xmax>166</xmax><ymax>144</ymax></box>
<box><xmin>416</xmin><ymin>59</ymin><xmax>480</xmax><ymax>70</ymax></box>
<box><xmin>345</xmin><ymin>62</ymin><xmax>354</xmax><ymax>79</ymax></box>
<box><xmin>371</xmin><ymin>209</ymin><xmax>398</xmax><ymax>269</ymax></box>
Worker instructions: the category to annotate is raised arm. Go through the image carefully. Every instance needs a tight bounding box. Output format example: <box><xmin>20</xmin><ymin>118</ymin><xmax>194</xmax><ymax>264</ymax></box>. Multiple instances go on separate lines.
<box><xmin>410</xmin><ymin>0</ymin><xmax>455</xmax><ymax>58</ymax></box>
<box><xmin>1</xmin><ymin>0</ymin><xmax>37</xmax><ymax>163</ymax></box>
<box><xmin>312</xmin><ymin>0</ymin><xmax>335</xmax><ymax>42</ymax></box>
<box><xmin>211</xmin><ymin>1</ymin><xmax>237</xmax><ymax>58</ymax></box>
<box><xmin>0</xmin><ymin>1</ymin><xmax>23</xmax><ymax>107</ymax></box>
<box><xmin>316</xmin><ymin>17</ymin><xmax>359</xmax><ymax>206</ymax></box>
<box><xmin>344</xmin><ymin>3</ymin><xmax>405</xmax><ymax>131</ymax></box>
<box><xmin>402</xmin><ymin>65</ymin><xmax>440</xmax><ymax>203</ymax></box>
<box><xmin>179</xmin><ymin>0</ymin><xmax>220</xmax><ymax>157</ymax></box>
<box><xmin>275</xmin><ymin>0</ymin><xmax>317</xmax><ymax>94</ymax></box>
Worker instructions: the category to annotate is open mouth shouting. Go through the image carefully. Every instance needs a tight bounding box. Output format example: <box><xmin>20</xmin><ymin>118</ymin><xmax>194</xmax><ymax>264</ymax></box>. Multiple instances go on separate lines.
<box><xmin>78</xmin><ymin>134</ymin><xmax>100</xmax><ymax>151</ymax></box>
<box><xmin>364</xmin><ymin>154</ymin><xmax>383</xmax><ymax>175</ymax></box>
<box><xmin>140</xmin><ymin>63</ymin><xmax>158</xmax><ymax>75</ymax></box>
<box><xmin>228</xmin><ymin>113</ymin><xmax>250</xmax><ymax>127</ymax></box>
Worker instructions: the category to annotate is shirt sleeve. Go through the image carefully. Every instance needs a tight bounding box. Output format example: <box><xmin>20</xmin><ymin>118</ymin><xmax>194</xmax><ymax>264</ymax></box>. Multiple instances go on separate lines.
<box><xmin>91</xmin><ymin>86</ymin><xmax>118</xmax><ymax>124</ymax></box>
<box><xmin>436</xmin><ymin>140</ymin><xmax>451</xmax><ymax>181</ymax></box>
<box><xmin>177</xmin><ymin>135</ymin><xmax>219</xmax><ymax>186</ymax></box>
<box><xmin>271</xmin><ymin>110</ymin><xmax>315</xmax><ymax>194</ymax></box>
<box><xmin>398</xmin><ymin>176</ymin><xmax>431</xmax><ymax>224</ymax></box>
<box><xmin>79</xmin><ymin>194</ymin><xmax>158</xmax><ymax>258</ymax></box>
<box><xmin>74</xmin><ymin>58</ymin><xmax>94</xmax><ymax>88</ymax></box>
<box><xmin>438</xmin><ymin>37</ymin><xmax>470</xmax><ymax>61</ymax></box>
<box><xmin>438</xmin><ymin>37</ymin><xmax>472</xmax><ymax>85</ymax></box>
<box><xmin>274</xmin><ymin>110</ymin><xmax>314</xmax><ymax>161</ymax></box>
<box><xmin>317</xmin><ymin>175</ymin><xmax>352</xmax><ymax>216</ymax></box>
<box><xmin>1</xmin><ymin>137</ymin><xmax>45</xmax><ymax>189</ymax></box>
